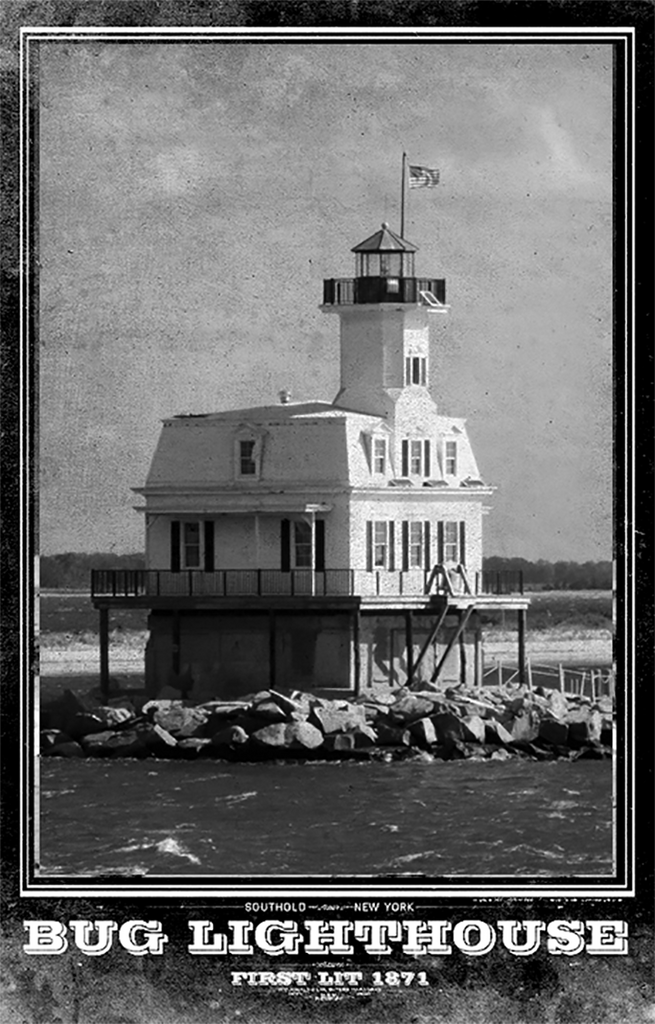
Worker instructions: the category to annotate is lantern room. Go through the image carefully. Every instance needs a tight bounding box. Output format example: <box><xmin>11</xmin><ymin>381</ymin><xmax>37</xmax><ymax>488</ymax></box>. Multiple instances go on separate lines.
<box><xmin>322</xmin><ymin>222</ymin><xmax>446</xmax><ymax>307</ymax></box>
<box><xmin>353</xmin><ymin>222</ymin><xmax>417</xmax><ymax>279</ymax></box>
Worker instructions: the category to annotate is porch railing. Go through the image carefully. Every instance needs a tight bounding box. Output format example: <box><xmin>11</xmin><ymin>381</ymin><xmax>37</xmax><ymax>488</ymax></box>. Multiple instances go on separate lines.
<box><xmin>91</xmin><ymin>567</ymin><xmax>523</xmax><ymax>599</ymax></box>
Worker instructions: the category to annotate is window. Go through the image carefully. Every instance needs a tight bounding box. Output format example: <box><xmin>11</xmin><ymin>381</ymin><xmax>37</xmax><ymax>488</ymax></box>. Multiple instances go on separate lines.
<box><xmin>373</xmin><ymin>522</ymin><xmax>388</xmax><ymax>567</ymax></box>
<box><xmin>405</xmin><ymin>355</ymin><xmax>427</xmax><ymax>386</ymax></box>
<box><xmin>373</xmin><ymin>437</ymin><xmax>387</xmax><ymax>474</ymax></box>
<box><xmin>409</xmin><ymin>522</ymin><xmax>423</xmax><ymax>567</ymax></box>
<box><xmin>444</xmin><ymin>521</ymin><xmax>459</xmax><ymax>562</ymax></box>
<box><xmin>445</xmin><ymin>440</ymin><xmax>458</xmax><ymax>476</ymax></box>
<box><xmin>183</xmin><ymin>522</ymin><xmax>201</xmax><ymax>568</ymax></box>
<box><xmin>239</xmin><ymin>439</ymin><xmax>256</xmax><ymax>476</ymax></box>
<box><xmin>366</xmin><ymin>521</ymin><xmax>395</xmax><ymax>571</ymax></box>
<box><xmin>410</xmin><ymin>440</ymin><xmax>423</xmax><ymax>475</ymax></box>
<box><xmin>294</xmin><ymin>520</ymin><xmax>312</xmax><ymax>568</ymax></box>
<box><xmin>402</xmin><ymin>438</ymin><xmax>431</xmax><ymax>478</ymax></box>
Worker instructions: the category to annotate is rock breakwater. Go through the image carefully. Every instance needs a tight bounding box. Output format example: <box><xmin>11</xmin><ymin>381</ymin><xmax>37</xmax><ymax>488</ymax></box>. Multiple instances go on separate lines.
<box><xmin>40</xmin><ymin>683</ymin><xmax>613</xmax><ymax>763</ymax></box>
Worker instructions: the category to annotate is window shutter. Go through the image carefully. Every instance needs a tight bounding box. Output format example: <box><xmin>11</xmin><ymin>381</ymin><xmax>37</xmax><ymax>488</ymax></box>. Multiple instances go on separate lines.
<box><xmin>204</xmin><ymin>521</ymin><xmax>215</xmax><ymax>572</ymax></box>
<box><xmin>401</xmin><ymin>440</ymin><xmax>409</xmax><ymax>477</ymax></box>
<box><xmin>401</xmin><ymin>520</ymin><xmax>409</xmax><ymax>572</ymax></box>
<box><xmin>424</xmin><ymin>521</ymin><xmax>431</xmax><ymax>570</ymax></box>
<box><xmin>170</xmin><ymin>521</ymin><xmax>180</xmax><ymax>573</ymax></box>
<box><xmin>388</xmin><ymin>521</ymin><xmax>395</xmax><ymax>571</ymax></box>
<box><xmin>315</xmin><ymin>519</ymin><xmax>325</xmax><ymax>571</ymax></box>
<box><xmin>281</xmin><ymin>519</ymin><xmax>291</xmax><ymax>571</ymax></box>
<box><xmin>459</xmin><ymin>521</ymin><xmax>466</xmax><ymax>565</ymax></box>
<box><xmin>366</xmin><ymin>521</ymin><xmax>373</xmax><ymax>572</ymax></box>
<box><xmin>437</xmin><ymin>521</ymin><xmax>444</xmax><ymax>564</ymax></box>
<box><xmin>424</xmin><ymin>439</ymin><xmax>431</xmax><ymax>477</ymax></box>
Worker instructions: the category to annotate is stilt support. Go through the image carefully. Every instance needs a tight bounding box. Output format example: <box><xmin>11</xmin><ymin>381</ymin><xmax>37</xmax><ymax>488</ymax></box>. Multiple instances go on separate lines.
<box><xmin>518</xmin><ymin>608</ymin><xmax>526</xmax><ymax>687</ymax></box>
<box><xmin>172</xmin><ymin>610</ymin><xmax>181</xmax><ymax>675</ymax></box>
<box><xmin>269</xmin><ymin>610</ymin><xmax>277</xmax><ymax>689</ymax></box>
<box><xmin>405</xmin><ymin>610</ymin><xmax>414</xmax><ymax>687</ymax></box>
<box><xmin>413</xmin><ymin>604</ymin><xmax>448</xmax><ymax>678</ymax></box>
<box><xmin>99</xmin><ymin>607</ymin><xmax>109</xmax><ymax>703</ymax></box>
<box><xmin>431</xmin><ymin>605</ymin><xmax>473</xmax><ymax>684</ymax></box>
<box><xmin>353</xmin><ymin>607</ymin><xmax>361</xmax><ymax>695</ymax></box>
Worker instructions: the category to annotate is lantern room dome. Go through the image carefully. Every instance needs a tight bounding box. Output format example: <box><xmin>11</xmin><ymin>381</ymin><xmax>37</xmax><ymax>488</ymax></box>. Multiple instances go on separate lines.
<box><xmin>351</xmin><ymin>223</ymin><xmax>418</xmax><ymax>254</ymax></box>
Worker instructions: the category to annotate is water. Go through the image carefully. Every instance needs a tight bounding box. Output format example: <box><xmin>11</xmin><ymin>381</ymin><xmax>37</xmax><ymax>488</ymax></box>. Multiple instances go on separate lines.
<box><xmin>38</xmin><ymin>759</ymin><xmax>613</xmax><ymax>877</ymax></box>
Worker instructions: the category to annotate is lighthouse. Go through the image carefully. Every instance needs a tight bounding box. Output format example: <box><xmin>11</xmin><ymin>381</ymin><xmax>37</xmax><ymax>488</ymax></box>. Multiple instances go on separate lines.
<box><xmin>92</xmin><ymin>221</ymin><xmax>529</xmax><ymax>700</ymax></box>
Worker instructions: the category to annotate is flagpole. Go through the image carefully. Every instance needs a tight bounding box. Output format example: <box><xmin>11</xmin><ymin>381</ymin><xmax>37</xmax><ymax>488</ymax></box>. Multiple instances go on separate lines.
<box><xmin>400</xmin><ymin>151</ymin><xmax>407</xmax><ymax>238</ymax></box>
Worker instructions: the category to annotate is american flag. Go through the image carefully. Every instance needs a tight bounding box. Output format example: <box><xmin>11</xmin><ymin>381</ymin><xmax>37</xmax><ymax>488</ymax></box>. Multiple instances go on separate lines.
<box><xmin>408</xmin><ymin>165</ymin><xmax>440</xmax><ymax>189</ymax></box>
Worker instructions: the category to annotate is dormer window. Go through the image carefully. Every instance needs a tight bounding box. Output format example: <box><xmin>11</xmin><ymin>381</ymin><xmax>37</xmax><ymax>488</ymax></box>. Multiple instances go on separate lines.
<box><xmin>405</xmin><ymin>356</ymin><xmax>427</xmax><ymax>386</ymax></box>
<box><xmin>239</xmin><ymin>440</ymin><xmax>256</xmax><ymax>476</ymax></box>
<box><xmin>373</xmin><ymin>437</ymin><xmax>387</xmax><ymax>474</ymax></box>
<box><xmin>445</xmin><ymin>440</ymin><xmax>458</xmax><ymax>476</ymax></box>
<box><xmin>234</xmin><ymin>428</ymin><xmax>264</xmax><ymax>480</ymax></box>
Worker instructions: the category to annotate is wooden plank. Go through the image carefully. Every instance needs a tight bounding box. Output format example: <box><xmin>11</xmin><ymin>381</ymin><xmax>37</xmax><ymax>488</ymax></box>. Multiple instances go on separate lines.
<box><xmin>413</xmin><ymin>605</ymin><xmax>449</xmax><ymax>676</ymax></box>
<box><xmin>431</xmin><ymin>605</ymin><xmax>473</xmax><ymax>684</ymax></box>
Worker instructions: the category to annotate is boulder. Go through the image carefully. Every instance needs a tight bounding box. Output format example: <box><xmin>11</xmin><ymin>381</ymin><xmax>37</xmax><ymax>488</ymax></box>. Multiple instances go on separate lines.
<box><xmin>150</xmin><ymin>705</ymin><xmax>209</xmax><ymax>739</ymax></box>
<box><xmin>388</xmin><ymin>695</ymin><xmax>435</xmax><ymax>725</ymax></box>
<box><xmin>40</xmin><ymin>729</ymin><xmax>71</xmax><ymax>751</ymax></box>
<box><xmin>566</xmin><ymin>710</ymin><xmax>602</xmax><ymax>747</ymax></box>
<box><xmin>41</xmin><ymin>688</ymin><xmax>99</xmax><ymax>732</ymax></box>
<box><xmin>42</xmin><ymin>740</ymin><xmax>84</xmax><ymax>758</ymax></box>
<box><xmin>506</xmin><ymin>710</ymin><xmax>540</xmax><ymax>744</ymax></box>
<box><xmin>177</xmin><ymin>738</ymin><xmax>213</xmax><ymax>758</ymax></box>
<box><xmin>211</xmin><ymin>725</ymin><xmax>250</xmax><ymax>749</ymax></box>
<box><xmin>409</xmin><ymin>717</ymin><xmax>437</xmax><ymax>748</ymax></box>
<box><xmin>484</xmin><ymin>719</ymin><xmax>515</xmax><ymax>746</ymax></box>
<box><xmin>91</xmin><ymin>727</ymin><xmax>152</xmax><ymax>758</ymax></box>
<box><xmin>267</xmin><ymin>690</ymin><xmax>304</xmax><ymax>715</ymax></box>
<box><xmin>352</xmin><ymin>724</ymin><xmax>378</xmax><ymax>748</ymax></box>
<box><xmin>61</xmin><ymin>706</ymin><xmax>135</xmax><ymax>741</ymax></box>
<box><xmin>546</xmin><ymin>690</ymin><xmax>570</xmax><ymax>720</ymax></box>
<box><xmin>323</xmin><ymin>734</ymin><xmax>356</xmax><ymax>752</ymax></box>
<box><xmin>461</xmin><ymin>715</ymin><xmax>487</xmax><ymax>744</ymax></box>
<box><xmin>142</xmin><ymin>723</ymin><xmax>178</xmax><ymax>756</ymax></box>
<box><xmin>490</xmin><ymin>748</ymin><xmax>513</xmax><ymax>762</ymax></box>
<box><xmin>249</xmin><ymin>700</ymin><xmax>288</xmax><ymax>723</ymax></box>
<box><xmin>80</xmin><ymin>730</ymin><xmax>121</xmax><ymax>756</ymax></box>
<box><xmin>431</xmin><ymin>712</ymin><xmax>467</xmax><ymax>746</ymax></box>
<box><xmin>309</xmin><ymin>705</ymin><xmax>366</xmax><ymax>735</ymax></box>
<box><xmin>251</xmin><ymin>722</ymin><xmax>324</xmax><ymax>752</ymax></box>
<box><xmin>375</xmin><ymin>723</ymin><xmax>413</xmax><ymax>746</ymax></box>
<box><xmin>538</xmin><ymin>718</ymin><xmax>570</xmax><ymax>746</ymax></box>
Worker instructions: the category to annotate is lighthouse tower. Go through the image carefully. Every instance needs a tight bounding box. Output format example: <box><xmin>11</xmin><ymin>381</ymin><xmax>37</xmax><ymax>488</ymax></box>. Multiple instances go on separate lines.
<box><xmin>323</xmin><ymin>222</ymin><xmax>447</xmax><ymax>418</ymax></box>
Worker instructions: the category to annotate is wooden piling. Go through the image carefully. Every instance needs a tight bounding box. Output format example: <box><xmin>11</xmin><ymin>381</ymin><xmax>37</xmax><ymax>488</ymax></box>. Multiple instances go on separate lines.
<box><xmin>527</xmin><ymin>657</ymin><xmax>533</xmax><ymax>692</ymax></box>
<box><xmin>558</xmin><ymin>663</ymin><xmax>565</xmax><ymax>693</ymax></box>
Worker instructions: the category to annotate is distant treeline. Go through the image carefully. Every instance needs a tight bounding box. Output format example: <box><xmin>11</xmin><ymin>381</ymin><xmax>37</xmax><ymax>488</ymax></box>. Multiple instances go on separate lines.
<box><xmin>40</xmin><ymin>552</ymin><xmax>145</xmax><ymax>589</ymax></box>
<box><xmin>40</xmin><ymin>551</ymin><xmax>612</xmax><ymax>591</ymax></box>
<box><xmin>483</xmin><ymin>557</ymin><xmax>612</xmax><ymax>590</ymax></box>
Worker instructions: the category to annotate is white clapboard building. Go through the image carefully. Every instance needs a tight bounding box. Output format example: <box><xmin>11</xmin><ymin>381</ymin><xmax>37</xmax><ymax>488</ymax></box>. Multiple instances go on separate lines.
<box><xmin>92</xmin><ymin>223</ymin><xmax>528</xmax><ymax>699</ymax></box>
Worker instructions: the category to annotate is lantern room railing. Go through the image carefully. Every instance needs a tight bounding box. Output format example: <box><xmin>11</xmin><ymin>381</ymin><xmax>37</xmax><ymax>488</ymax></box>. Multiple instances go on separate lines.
<box><xmin>323</xmin><ymin>277</ymin><xmax>446</xmax><ymax>306</ymax></box>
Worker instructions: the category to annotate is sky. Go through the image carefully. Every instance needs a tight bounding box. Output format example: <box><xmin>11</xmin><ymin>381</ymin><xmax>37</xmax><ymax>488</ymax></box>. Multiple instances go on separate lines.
<box><xmin>38</xmin><ymin>38</ymin><xmax>613</xmax><ymax>560</ymax></box>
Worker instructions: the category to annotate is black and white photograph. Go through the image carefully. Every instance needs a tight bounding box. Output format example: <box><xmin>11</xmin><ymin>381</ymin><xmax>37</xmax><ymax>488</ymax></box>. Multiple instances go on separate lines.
<box><xmin>1</xmin><ymin>7</ymin><xmax>652</xmax><ymax>1024</ymax></box>
<box><xmin>35</xmin><ymin>30</ymin><xmax>618</xmax><ymax>883</ymax></box>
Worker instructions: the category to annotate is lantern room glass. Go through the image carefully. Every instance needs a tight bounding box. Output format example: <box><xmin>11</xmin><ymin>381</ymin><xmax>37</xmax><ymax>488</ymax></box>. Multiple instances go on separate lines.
<box><xmin>355</xmin><ymin>251</ymin><xmax>415</xmax><ymax>278</ymax></box>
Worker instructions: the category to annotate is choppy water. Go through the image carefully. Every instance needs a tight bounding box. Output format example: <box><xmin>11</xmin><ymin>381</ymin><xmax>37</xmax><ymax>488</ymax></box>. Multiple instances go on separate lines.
<box><xmin>38</xmin><ymin>759</ymin><xmax>613</xmax><ymax>877</ymax></box>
